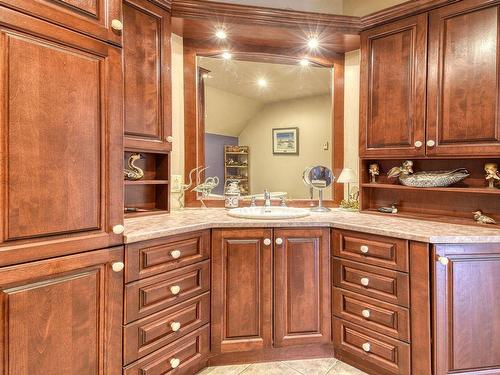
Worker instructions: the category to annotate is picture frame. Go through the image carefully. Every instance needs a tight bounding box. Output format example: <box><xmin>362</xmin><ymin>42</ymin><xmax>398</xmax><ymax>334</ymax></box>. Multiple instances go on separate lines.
<box><xmin>272</xmin><ymin>127</ymin><xmax>299</xmax><ymax>155</ymax></box>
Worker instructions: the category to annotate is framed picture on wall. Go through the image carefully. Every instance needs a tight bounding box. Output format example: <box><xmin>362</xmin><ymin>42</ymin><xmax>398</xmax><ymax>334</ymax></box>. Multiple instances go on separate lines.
<box><xmin>272</xmin><ymin>127</ymin><xmax>299</xmax><ymax>155</ymax></box>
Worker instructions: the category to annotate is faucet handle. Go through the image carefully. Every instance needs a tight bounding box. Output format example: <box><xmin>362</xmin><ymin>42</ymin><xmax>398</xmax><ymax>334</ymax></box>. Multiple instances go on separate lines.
<box><xmin>250</xmin><ymin>197</ymin><xmax>257</xmax><ymax>207</ymax></box>
<box><xmin>280</xmin><ymin>197</ymin><xmax>287</xmax><ymax>207</ymax></box>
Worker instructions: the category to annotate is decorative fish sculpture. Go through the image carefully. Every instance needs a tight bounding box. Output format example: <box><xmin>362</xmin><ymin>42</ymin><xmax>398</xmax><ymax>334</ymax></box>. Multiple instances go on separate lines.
<box><xmin>124</xmin><ymin>153</ymin><xmax>145</xmax><ymax>180</ymax></box>
<box><xmin>388</xmin><ymin>160</ymin><xmax>469</xmax><ymax>188</ymax></box>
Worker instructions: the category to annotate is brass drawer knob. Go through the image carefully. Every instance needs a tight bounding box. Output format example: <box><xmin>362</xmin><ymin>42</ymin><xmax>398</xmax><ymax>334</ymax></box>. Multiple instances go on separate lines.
<box><xmin>170</xmin><ymin>250</ymin><xmax>182</xmax><ymax>259</ymax></box>
<box><xmin>167</xmin><ymin>136</ymin><xmax>174</xmax><ymax>143</ymax></box>
<box><xmin>264</xmin><ymin>238</ymin><xmax>271</xmax><ymax>246</ymax></box>
<box><xmin>427</xmin><ymin>139</ymin><xmax>436</xmax><ymax>147</ymax></box>
<box><xmin>170</xmin><ymin>358</ymin><xmax>180</xmax><ymax>369</ymax></box>
<box><xmin>111</xmin><ymin>262</ymin><xmax>125</xmax><ymax>272</ymax></box>
<box><xmin>362</xmin><ymin>342</ymin><xmax>371</xmax><ymax>352</ymax></box>
<box><xmin>112</xmin><ymin>224</ymin><xmax>124</xmax><ymax>234</ymax></box>
<box><xmin>170</xmin><ymin>285</ymin><xmax>181</xmax><ymax>295</ymax></box>
<box><xmin>170</xmin><ymin>321</ymin><xmax>181</xmax><ymax>332</ymax></box>
<box><xmin>360</xmin><ymin>245</ymin><xmax>369</xmax><ymax>254</ymax></box>
<box><xmin>414</xmin><ymin>140</ymin><xmax>423</xmax><ymax>148</ymax></box>
<box><xmin>275</xmin><ymin>238</ymin><xmax>283</xmax><ymax>245</ymax></box>
<box><xmin>361</xmin><ymin>309</ymin><xmax>371</xmax><ymax>318</ymax></box>
<box><xmin>438</xmin><ymin>256</ymin><xmax>449</xmax><ymax>266</ymax></box>
<box><xmin>111</xmin><ymin>19</ymin><xmax>123</xmax><ymax>31</ymax></box>
<box><xmin>360</xmin><ymin>277</ymin><xmax>370</xmax><ymax>287</ymax></box>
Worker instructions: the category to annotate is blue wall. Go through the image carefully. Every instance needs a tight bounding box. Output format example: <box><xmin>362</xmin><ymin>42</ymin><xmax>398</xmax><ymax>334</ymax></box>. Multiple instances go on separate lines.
<box><xmin>205</xmin><ymin>133</ymin><xmax>238</xmax><ymax>195</ymax></box>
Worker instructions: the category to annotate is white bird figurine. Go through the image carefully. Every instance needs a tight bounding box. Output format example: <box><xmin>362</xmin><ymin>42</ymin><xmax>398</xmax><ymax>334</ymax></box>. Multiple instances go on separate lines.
<box><xmin>124</xmin><ymin>153</ymin><xmax>145</xmax><ymax>180</ymax></box>
<box><xmin>177</xmin><ymin>166</ymin><xmax>207</xmax><ymax>209</ymax></box>
<box><xmin>473</xmin><ymin>211</ymin><xmax>496</xmax><ymax>225</ymax></box>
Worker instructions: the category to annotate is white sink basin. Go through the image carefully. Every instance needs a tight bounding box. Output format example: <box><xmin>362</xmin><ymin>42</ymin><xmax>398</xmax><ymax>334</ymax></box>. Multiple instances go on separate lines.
<box><xmin>227</xmin><ymin>206</ymin><xmax>310</xmax><ymax>220</ymax></box>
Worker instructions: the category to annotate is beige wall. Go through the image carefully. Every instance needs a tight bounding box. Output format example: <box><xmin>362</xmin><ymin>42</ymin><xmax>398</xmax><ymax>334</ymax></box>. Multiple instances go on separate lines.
<box><xmin>238</xmin><ymin>95</ymin><xmax>332</xmax><ymax>199</ymax></box>
<box><xmin>205</xmin><ymin>86</ymin><xmax>263</xmax><ymax>136</ymax></box>
<box><xmin>343</xmin><ymin>0</ymin><xmax>407</xmax><ymax>16</ymax></box>
<box><xmin>205</xmin><ymin>0</ymin><xmax>344</xmax><ymax>14</ymax></box>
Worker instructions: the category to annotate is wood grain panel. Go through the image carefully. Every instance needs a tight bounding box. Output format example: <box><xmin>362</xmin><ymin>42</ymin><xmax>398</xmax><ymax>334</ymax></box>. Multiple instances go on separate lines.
<box><xmin>274</xmin><ymin>228</ymin><xmax>331</xmax><ymax>347</ymax></box>
<box><xmin>427</xmin><ymin>0</ymin><xmax>500</xmax><ymax>156</ymax></box>
<box><xmin>0</xmin><ymin>247</ymin><xmax>123</xmax><ymax>375</ymax></box>
<box><xmin>211</xmin><ymin>229</ymin><xmax>273</xmax><ymax>354</ymax></box>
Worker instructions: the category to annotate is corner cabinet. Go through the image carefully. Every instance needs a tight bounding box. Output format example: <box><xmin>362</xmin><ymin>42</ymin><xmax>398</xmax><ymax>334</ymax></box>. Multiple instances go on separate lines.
<box><xmin>0</xmin><ymin>247</ymin><xmax>124</xmax><ymax>375</ymax></box>
<box><xmin>211</xmin><ymin>228</ymin><xmax>331</xmax><ymax>359</ymax></box>
<box><xmin>0</xmin><ymin>8</ymin><xmax>124</xmax><ymax>265</ymax></box>
<box><xmin>433</xmin><ymin>243</ymin><xmax>500</xmax><ymax>375</ymax></box>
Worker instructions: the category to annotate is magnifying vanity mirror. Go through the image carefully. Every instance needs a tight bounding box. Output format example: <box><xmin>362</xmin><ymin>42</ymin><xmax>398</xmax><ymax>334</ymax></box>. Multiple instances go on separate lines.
<box><xmin>194</xmin><ymin>54</ymin><xmax>336</xmax><ymax>205</ymax></box>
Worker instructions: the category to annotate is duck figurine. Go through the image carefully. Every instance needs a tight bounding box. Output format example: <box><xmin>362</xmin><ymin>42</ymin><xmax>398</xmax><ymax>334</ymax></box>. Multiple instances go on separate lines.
<box><xmin>388</xmin><ymin>160</ymin><xmax>470</xmax><ymax>188</ymax></box>
<box><xmin>473</xmin><ymin>211</ymin><xmax>496</xmax><ymax>225</ymax></box>
<box><xmin>124</xmin><ymin>153</ymin><xmax>145</xmax><ymax>181</ymax></box>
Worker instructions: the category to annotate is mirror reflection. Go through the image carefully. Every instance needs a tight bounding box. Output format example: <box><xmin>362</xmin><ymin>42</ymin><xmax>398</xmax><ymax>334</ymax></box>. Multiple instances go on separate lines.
<box><xmin>199</xmin><ymin>56</ymin><xmax>333</xmax><ymax>200</ymax></box>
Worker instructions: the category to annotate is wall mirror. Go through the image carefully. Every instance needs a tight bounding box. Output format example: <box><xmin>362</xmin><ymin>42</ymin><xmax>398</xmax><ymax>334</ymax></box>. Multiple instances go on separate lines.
<box><xmin>196</xmin><ymin>54</ymin><xmax>335</xmax><ymax>203</ymax></box>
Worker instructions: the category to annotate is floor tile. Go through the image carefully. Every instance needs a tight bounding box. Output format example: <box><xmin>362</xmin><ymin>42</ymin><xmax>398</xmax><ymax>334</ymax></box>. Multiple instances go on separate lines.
<box><xmin>326</xmin><ymin>361</ymin><xmax>368</xmax><ymax>375</ymax></box>
<box><xmin>198</xmin><ymin>364</ymin><xmax>250</xmax><ymax>375</ymax></box>
<box><xmin>281</xmin><ymin>358</ymin><xmax>338</xmax><ymax>375</ymax></box>
<box><xmin>240</xmin><ymin>361</ymin><xmax>301</xmax><ymax>374</ymax></box>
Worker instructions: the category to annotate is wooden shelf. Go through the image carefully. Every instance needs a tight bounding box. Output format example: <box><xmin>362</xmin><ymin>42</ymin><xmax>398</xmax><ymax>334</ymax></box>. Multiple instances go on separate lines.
<box><xmin>225</xmin><ymin>152</ymin><xmax>248</xmax><ymax>155</ymax></box>
<box><xmin>361</xmin><ymin>183</ymin><xmax>500</xmax><ymax>195</ymax></box>
<box><xmin>225</xmin><ymin>165</ymin><xmax>248</xmax><ymax>168</ymax></box>
<box><xmin>125</xmin><ymin>180</ymin><xmax>169</xmax><ymax>185</ymax></box>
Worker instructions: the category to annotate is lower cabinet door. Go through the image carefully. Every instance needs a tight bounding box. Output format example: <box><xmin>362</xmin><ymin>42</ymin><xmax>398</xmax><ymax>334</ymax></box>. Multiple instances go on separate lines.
<box><xmin>0</xmin><ymin>247</ymin><xmax>124</xmax><ymax>375</ymax></box>
<box><xmin>274</xmin><ymin>228</ymin><xmax>331</xmax><ymax>347</ymax></box>
<box><xmin>211</xmin><ymin>229</ymin><xmax>273</xmax><ymax>354</ymax></box>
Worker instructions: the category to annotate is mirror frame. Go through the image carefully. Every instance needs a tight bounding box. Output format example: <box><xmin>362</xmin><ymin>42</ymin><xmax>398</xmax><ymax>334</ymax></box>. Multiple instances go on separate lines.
<box><xmin>183</xmin><ymin>41</ymin><xmax>345</xmax><ymax>207</ymax></box>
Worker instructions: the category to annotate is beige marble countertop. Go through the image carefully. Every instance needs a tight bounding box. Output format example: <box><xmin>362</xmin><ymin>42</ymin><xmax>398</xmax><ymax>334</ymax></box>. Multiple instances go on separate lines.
<box><xmin>124</xmin><ymin>208</ymin><xmax>500</xmax><ymax>244</ymax></box>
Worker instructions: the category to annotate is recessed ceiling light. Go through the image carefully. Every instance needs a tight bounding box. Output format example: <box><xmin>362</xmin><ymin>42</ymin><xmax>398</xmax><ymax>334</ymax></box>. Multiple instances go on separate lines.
<box><xmin>222</xmin><ymin>51</ymin><xmax>232</xmax><ymax>60</ymax></box>
<box><xmin>257</xmin><ymin>78</ymin><xmax>268</xmax><ymax>87</ymax></box>
<box><xmin>307</xmin><ymin>37</ymin><xmax>319</xmax><ymax>49</ymax></box>
<box><xmin>300</xmin><ymin>59</ymin><xmax>310</xmax><ymax>66</ymax></box>
<box><xmin>215</xmin><ymin>29</ymin><xmax>227</xmax><ymax>39</ymax></box>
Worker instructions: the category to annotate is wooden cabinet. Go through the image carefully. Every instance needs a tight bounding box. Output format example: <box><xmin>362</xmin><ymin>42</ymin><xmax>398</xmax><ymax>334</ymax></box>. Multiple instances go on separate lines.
<box><xmin>427</xmin><ymin>0</ymin><xmax>500</xmax><ymax>156</ymax></box>
<box><xmin>434</xmin><ymin>243</ymin><xmax>500</xmax><ymax>375</ymax></box>
<box><xmin>0</xmin><ymin>247</ymin><xmax>124</xmax><ymax>375</ymax></box>
<box><xmin>360</xmin><ymin>14</ymin><xmax>427</xmax><ymax>158</ymax></box>
<box><xmin>211</xmin><ymin>228</ymin><xmax>273</xmax><ymax>354</ymax></box>
<box><xmin>0</xmin><ymin>8</ymin><xmax>124</xmax><ymax>266</ymax></box>
<box><xmin>123</xmin><ymin>0</ymin><xmax>172</xmax><ymax>152</ymax></box>
<box><xmin>274</xmin><ymin>228</ymin><xmax>331</xmax><ymax>347</ymax></box>
<box><xmin>0</xmin><ymin>0</ymin><xmax>122</xmax><ymax>45</ymax></box>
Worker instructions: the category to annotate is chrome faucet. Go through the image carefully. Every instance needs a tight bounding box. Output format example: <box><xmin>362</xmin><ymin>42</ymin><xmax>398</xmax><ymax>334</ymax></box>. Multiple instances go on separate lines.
<box><xmin>264</xmin><ymin>190</ymin><xmax>272</xmax><ymax>212</ymax></box>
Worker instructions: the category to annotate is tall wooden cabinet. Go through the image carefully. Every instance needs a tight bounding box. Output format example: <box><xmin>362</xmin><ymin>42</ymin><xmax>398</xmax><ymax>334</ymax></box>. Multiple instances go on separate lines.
<box><xmin>433</xmin><ymin>243</ymin><xmax>500</xmax><ymax>375</ymax></box>
<box><xmin>0</xmin><ymin>8</ymin><xmax>124</xmax><ymax>266</ymax></box>
<box><xmin>0</xmin><ymin>247</ymin><xmax>124</xmax><ymax>375</ymax></box>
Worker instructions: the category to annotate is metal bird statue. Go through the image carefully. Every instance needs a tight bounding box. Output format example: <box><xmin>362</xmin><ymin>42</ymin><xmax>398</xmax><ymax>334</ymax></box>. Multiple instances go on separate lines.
<box><xmin>193</xmin><ymin>175</ymin><xmax>220</xmax><ymax>208</ymax></box>
<box><xmin>124</xmin><ymin>153</ymin><xmax>145</xmax><ymax>180</ymax></box>
<box><xmin>178</xmin><ymin>166</ymin><xmax>207</xmax><ymax>209</ymax></box>
<box><xmin>388</xmin><ymin>160</ymin><xmax>469</xmax><ymax>188</ymax></box>
<box><xmin>473</xmin><ymin>211</ymin><xmax>496</xmax><ymax>225</ymax></box>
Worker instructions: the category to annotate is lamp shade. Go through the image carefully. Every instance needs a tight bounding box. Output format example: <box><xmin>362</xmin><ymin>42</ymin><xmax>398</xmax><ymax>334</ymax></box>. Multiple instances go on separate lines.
<box><xmin>337</xmin><ymin>168</ymin><xmax>358</xmax><ymax>183</ymax></box>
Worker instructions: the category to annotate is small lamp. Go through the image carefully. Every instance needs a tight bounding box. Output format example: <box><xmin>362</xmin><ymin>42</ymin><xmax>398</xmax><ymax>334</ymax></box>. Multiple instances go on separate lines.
<box><xmin>337</xmin><ymin>168</ymin><xmax>358</xmax><ymax>210</ymax></box>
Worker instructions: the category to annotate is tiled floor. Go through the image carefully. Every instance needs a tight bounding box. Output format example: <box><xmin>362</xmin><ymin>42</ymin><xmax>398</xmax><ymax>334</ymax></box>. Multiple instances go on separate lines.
<box><xmin>197</xmin><ymin>358</ymin><xmax>368</xmax><ymax>375</ymax></box>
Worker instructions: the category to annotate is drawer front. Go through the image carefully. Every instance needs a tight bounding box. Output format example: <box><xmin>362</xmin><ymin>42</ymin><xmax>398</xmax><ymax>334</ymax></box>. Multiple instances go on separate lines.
<box><xmin>124</xmin><ymin>324</ymin><xmax>210</xmax><ymax>375</ymax></box>
<box><xmin>125</xmin><ymin>261</ymin><xmax>210</xmax><ymax>323</ymax></box>
<box><xmin>333</xmin><ymin>318</ymin><xmax>410</xmax><ymax>375</ymax></box>
<box><xmin>333</xmin><ymin>230</ymin><xmax>408</xmax><ymax>272</ymax></box>
<box><xmin>333</xmin><ymin>287</ymin><xmax>410</xmax><ymax>342</ymax></box>
<box><xmin>333</xmin><ymin>258</ymin><xmax>409</xmax><ymax>307</ymax></box>
<box><xmin>124</xmin><ymin>292</ymin><xmax>210</xmax><ymax>365</ymax></box>
<box><xmin>126</xmin><ymin>230</ymin><xmax>210</xmax><ymax>282</ymax></box>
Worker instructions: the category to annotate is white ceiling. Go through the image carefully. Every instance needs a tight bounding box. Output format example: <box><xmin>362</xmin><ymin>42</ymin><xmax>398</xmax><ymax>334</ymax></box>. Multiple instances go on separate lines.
<box><xmin>204</xmin><ymin>0</ymin><xmax>409</xmax><ymax>16</ymax></box>
<box><xmin>198</xmin><ymin>57</ymin><xmax>332</xmax><ymax>104</ymax></box>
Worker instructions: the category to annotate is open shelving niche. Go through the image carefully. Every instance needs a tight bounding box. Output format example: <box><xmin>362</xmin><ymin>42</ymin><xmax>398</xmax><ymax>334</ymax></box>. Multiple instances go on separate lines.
<box><xmin>124</xmin><ymin>150</ymin><xmax>170</xmax><ymax>217</ymax></box>
<box><xmin>359</xmin><ymin>158</ymin><xmax>500</xmax><ymax>226</ymax></box>
<box><xmin>224</xmin><ymin>145</ymin><xmax>250</xmax><ymax>195</ymax></box>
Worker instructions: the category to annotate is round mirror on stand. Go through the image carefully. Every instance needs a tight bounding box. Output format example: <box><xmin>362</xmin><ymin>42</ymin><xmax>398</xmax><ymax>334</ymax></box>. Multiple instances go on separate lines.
<box><xmin>306</xmin><ymin>166</ymin><xmax>335</xmax><ymax>212</ymax></box>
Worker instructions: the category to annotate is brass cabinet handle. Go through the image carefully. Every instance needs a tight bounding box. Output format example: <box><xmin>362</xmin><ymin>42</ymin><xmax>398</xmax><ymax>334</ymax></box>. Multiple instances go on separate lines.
<box><xmin>362</xmin><ymin>343</ymin><xmax>371</xmax><ymax>352</ymax></box>
<box><xmin>360</xmin><ymin>277</ymin><xmax>370</xmax><ymax>287</ymax></box>
<box><xmin>170</xmin><ymin>321</ymin><xmax>181</xmax><ymax>332</ymax></box>
<box><xmin>111</xmin><ymin>262</ymin><xmax>125</xmax><ymax>272</ymax></box>
<box><xmin>360</xmin><ymin>245</ymin><xmax>369</xmax><ymax>254</ymax></box>
<box><xmin>361</xmin><ymin>309</ymin><xmax>371</xmax><ymax>318</ymax></box>
<box><xmin>275</xmin><ymin>238</ymin><xmax>283</xmax><ymax>245</ymax></box>
<box><xmin>414</xmin><ymin>140</ymin><xmax>423</xmax><ymax>148</ymax></box>
<box><xmin>263</xmin><ymin>238</ymin><xmax>271</xmax><ymax>246</ymax></box>
<box><xmin>427</xmin><ymin>139</ymin><xmax>436</xmax><ymax>147</ymax></box>
<box><xmin>170</xmin><ymin>358</ymin><xmax>180</xmax><ymax>369</ymax></box>
<box><xmin>170</xmin><ymin>285</ymin><xmax>181</xmax><ymax>295</ymax></box>
<box><xmin>111</xmin><ymin>19</ymin><xmax>123</xmax><ymax>31</ymax></box>
<box><xmin>438</xmin><ymin>256</ymin><xmax>449</xmax><ymax>266</ymax></box>
<box><xmin>170</xmin><ymin>250</ymin><xmax>182</xmax><ymax>259</ymax></box>
<box><xmin>112</xmin><ymin>224</ymin><xmax>124</xmax><ymax>234</ymax></box>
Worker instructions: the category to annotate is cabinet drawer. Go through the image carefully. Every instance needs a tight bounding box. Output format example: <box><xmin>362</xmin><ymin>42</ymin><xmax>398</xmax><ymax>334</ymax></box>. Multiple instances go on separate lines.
<box><xmin>333</xmin><ymin>318</ymin><xmax>410</xmax><ymax>375</ymax></box>
<box><xmin>124</xmin><ymin>324</ymin><xmax>210</xmax><ymax>375</ymax></box>
<box><xmin>125</xmin><ymin>261</ymin><xmax>210</xmax><ymax>323</ymax></box>
<box><xmin>124</xmin><ymin>292</ymin><xmax>210</xmax><ymax>365</ymax></box>
<box><xmin>333</xmin><ymin>259</ymin><xmax>409</xmax><ymax>307</ymax></box>
<box><xmin>333</xmin><ymin>230</ymin><xmax>408</xmax><ymax>272</ymax></box>
<box><xmin>125</xmin><ymin>231</ymin><xmax>210</xmax><ymax>282</ymax></box>
<box><xmin>333</xmin><ymin>287</ymin><xmax>410</xmax><ymax>342</ymax></box>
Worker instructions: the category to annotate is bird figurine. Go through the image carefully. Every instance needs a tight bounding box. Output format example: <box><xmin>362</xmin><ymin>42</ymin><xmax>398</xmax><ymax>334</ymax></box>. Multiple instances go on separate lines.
<box><xmin>485</xmin><ymin>163</ymin><xmax>500</xmax><ymax>189</ymax></box>
<box><xmin>124</xmin><ymin>153</ymin><xmax>145</xmax><ymax>180</ymax></box>
<box><xmin>193</xmin><ymin>175</ymin><xmax>220</xmax><ymax>208</ymax></box>
<box><xmin>177</xmin><ymin>166</ymin><xmax>207</xmax><ymax>209</ymax></box>
<box><xmin>388</xmin><ymin>160</ymin><xmax>470</xmax><ymax>188</ymax></box>
<box><xmin>473</xmin><ymin>211</ymin><xmax>497</xmax><ymax>225</ymax></box>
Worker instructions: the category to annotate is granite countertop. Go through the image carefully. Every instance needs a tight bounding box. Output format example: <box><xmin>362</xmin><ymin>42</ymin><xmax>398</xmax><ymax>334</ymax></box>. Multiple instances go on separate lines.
<box><xmin>124</xmin><ymin>208</ymin><xmax>500</xmax><ymax>244</ymax></box>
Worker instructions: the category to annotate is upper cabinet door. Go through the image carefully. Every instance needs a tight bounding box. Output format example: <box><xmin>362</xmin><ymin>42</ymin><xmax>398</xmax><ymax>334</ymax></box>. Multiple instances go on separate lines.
<box><xmin>0</xmin><ymin>0</ymin><xmax>122</xmax><ymax>45</ymax></box>
<box><xmin>0</xmin><ymin>9</ymin><xmax>123</xmax><ymax>266</ymax></box>
<box><xmin>360</xmin><ymin>15</ymin><xmax>427</xmax><ymax>158</ymax></box>
<box><xmin>427</xmin><ymin>0</ymin><xmax>500</xmax><ymax>156</ymax></box>
<box><xmin>123</xmin><ymin>0</ymin><xmax>172</xmax><ymax>152</ymax></box>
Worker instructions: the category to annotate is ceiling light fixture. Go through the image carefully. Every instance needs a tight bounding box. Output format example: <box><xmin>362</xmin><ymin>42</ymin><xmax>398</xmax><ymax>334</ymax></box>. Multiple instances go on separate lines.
<box><xmin>307</xmin><ymin>36</ymin><xmax>319</xmax><ymax>49</ymax></box>
<box><xmin>257</xmin><ymin>78</ymin><xmax>268</xmax><ymax>88</ymax></box>
<box><xmin>222</xmin><ymin>51</ymin><xmax>232</xmax><ymax>60</ymax></box>
<box><xmin>300</xmin><ymin>59</ymin><xmax>310</xmax><ymax>66</ymax></box>
<box><xmin>215</xmin><ymin>29</ymin><xmax>227</xmax><ymax>39</ymax></box>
